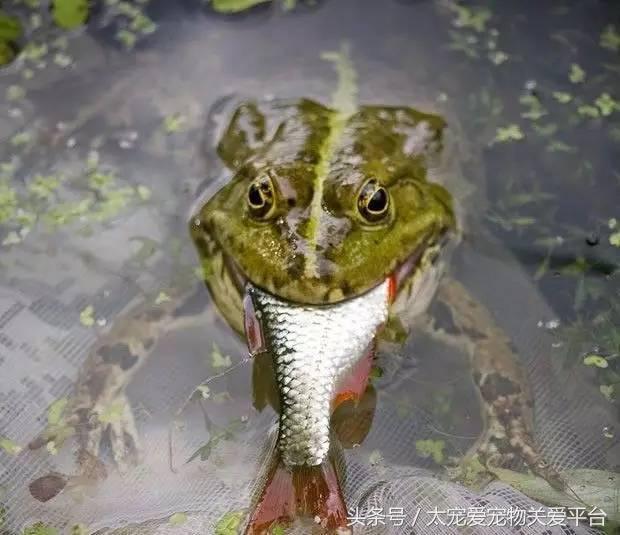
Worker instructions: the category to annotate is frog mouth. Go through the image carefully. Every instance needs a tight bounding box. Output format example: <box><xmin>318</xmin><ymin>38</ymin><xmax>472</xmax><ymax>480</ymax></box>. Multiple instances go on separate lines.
<box><xmin>220</xmin><ymin>236</ymin><xmax>440</xmax><ymax>308</ymax></box>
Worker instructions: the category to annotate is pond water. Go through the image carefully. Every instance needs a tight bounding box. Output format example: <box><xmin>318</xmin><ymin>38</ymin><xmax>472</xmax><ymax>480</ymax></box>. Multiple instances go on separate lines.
<box><xmin>0</xmin><ymin>1</ymin><xmax>618</xmax><ymax>534</ymax></box>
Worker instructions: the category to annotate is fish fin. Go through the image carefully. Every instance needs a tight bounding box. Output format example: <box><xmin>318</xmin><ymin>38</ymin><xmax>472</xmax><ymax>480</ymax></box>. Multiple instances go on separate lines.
<box><xmin>333</xmin><ymin>342</ymin><xmax>375</xmax><ymax>409</ymax></box>
<box><xmin>246</xmin><ymin>455</ymin><xmax>350</xmax><ymax>534</ymax></box>
<box><xmin>293</xmin><ymin>461</ymin><xmax>350</xmax><ymax>532</ymax></box>
<box><xmin>332</xmin><ymin>385</ymin><xmax>377</xmax><ymax>448</ymax></box>
<box><xmin>245</xmin><ymin>456</ymin><xmax>295</xmax><ymax>534</ymax></box>
<box><xmin>244</xmin><ymin>291</ymin><xmax>265</xmax><ymax>356</ymax></box>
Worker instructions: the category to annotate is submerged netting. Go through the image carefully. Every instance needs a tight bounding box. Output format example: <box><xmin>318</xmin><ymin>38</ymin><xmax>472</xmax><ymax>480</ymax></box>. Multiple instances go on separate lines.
<box><xmin>0</xmin><ymin>228</ymin><xmax>616</xmax><ymax>535</ymax></box>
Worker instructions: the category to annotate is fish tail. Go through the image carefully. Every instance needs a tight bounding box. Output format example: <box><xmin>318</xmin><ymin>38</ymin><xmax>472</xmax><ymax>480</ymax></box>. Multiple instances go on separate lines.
<box><xmin>245</xmin><ymin>453</ymin><xmax>350</xmax><ymax>534</ymax></box>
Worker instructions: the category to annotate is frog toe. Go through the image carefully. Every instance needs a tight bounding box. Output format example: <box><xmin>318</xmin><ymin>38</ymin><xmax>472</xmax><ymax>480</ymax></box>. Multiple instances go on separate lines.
<box><xmin>107</xmin><ymin>397</ymin><xmax>141</xmax><ymax>472</ymax></box>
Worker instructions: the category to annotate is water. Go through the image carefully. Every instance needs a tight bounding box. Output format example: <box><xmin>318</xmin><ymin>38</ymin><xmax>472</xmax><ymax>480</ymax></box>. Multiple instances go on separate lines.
<box><xmin>0</xmin><ymin>1</ymin><xmax>618</xmax><ymax>533</ymax></box>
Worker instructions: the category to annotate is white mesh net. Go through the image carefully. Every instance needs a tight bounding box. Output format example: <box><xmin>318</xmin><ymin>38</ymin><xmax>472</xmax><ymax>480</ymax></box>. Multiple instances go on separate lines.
<box><xmin>1</xmin><ymin>227</ymin><xmax>615</xmax><ymax>535</ymax></box>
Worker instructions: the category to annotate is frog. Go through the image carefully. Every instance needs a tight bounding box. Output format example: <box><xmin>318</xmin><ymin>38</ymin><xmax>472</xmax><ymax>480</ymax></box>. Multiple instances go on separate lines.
<box><xmin>27</xmin><ymin>56</ymin><xmax>565</xmax><ymax>532</ymax></box>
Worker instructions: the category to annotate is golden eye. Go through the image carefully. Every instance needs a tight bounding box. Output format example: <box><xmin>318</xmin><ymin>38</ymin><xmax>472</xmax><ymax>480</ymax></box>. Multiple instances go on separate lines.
<box><xmin>358</xmin><ymin>179</ymin><xmax>389</xmax><ymax>222</ymax></box>
<box><xmin>247</xmin><ymin>175</ymin><xmax>276</xmax><ymax>219</ymax></box>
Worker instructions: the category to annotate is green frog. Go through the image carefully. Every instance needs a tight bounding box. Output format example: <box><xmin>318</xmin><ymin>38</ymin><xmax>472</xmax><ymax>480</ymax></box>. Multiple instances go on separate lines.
<box><xmin>28</xmin><ymin>52</ymin><xmax>565</xmax><ymax>533</ymax></box>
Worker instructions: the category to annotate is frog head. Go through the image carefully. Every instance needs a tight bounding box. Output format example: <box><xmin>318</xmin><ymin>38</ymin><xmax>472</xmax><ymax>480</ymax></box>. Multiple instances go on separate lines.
<box><xmin>190</xmin><ymin>98</ymin><xmax>456</xmax><ymax>332</ymax></box>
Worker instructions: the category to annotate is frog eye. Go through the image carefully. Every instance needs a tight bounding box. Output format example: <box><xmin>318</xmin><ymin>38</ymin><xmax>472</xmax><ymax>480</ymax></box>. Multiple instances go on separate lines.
<box><xmin>357</xmin><ymin>179</ymin><xmax>390</xmax><ymax>223</ymax></box>
<box><xmin>247</xmin><ymin>175</ymin><xmax>276</xmax><ymax>219</ymax></box>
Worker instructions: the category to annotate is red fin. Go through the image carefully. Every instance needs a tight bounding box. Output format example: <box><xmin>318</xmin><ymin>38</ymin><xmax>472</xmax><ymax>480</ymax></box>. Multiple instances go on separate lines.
<box><xmin>333</xmin><ymin>342</ymin><xmax>375</xmax><ymax>409</ymax></box>
<box><xmin>245</xmin><ymin>458</ymin><xmax>295</xmax><ymax>534</ymax></box>
<box><xmin>293</xmin><ymin>461</ymin><xmax>349</xmax><ymax>532</ymax></box>
<box><xmin>388</xmin><ymin>274</ymin><xmax>397</xmax><ymax>303</ymax></box>
<box><xmin>246</xmin><ymin>456</ymin><xmax>350</xmax><ymax>534</ymax></box>
<box><xmin>332</xmin><ymin>385</ymin><xmax>377</xmax><ymax>448</ymax></box>
<box><xmin>244</xmin><ymin>292</ymin><xmax>264</xmax><ymax>356</ymax></box>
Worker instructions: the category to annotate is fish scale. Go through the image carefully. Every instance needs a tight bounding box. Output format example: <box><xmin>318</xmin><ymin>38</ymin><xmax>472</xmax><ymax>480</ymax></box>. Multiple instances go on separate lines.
<box><xmin>247</xmin><ymin>279</ymin><xmax>390</xmax><ymax>467</ymax></box>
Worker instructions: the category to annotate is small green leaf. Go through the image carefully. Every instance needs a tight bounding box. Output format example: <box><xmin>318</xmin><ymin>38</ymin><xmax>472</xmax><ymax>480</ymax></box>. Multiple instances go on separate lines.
<box><xmin>52</xmin><ymin>0</ymin><xmax>89</xmax><ymax>30</ymax></box>
<box><xmin>600</xmin><ymin>25</ymin><xmax>620</xmax><ymax>52</ymax></box>
<box><xmin>130</xmin><ymin>13</ymin><xmax>157</xmax><ymax>35</ymax></box>
<box><xmin>116</xmin><ymin>29</ymin><xmax>136</xmax><ymax>49</ymax></box>
<box><xmin>270</xmin><ymin>525</ymin><xmax>285</xmax><ymax>535</ymax></box>
<box><xmin>53</xmin><ymin>52</ymin><xmax>72</xmax><ymax>68</ymax></box>
<box><xmin>22</xmin><ymin>522</ymin><xmax>59</xmax><ymax>535</ymax></box>
<box><xmin>136</xmin><ymin>185</ymin><xmax>151</xmax><ymax>200</ymax></box>
<box><xmin>168</xmin><ymin>512</ymin><xmax>188</xmax><ymax>526</ymax></box>
<box><xmin>6</xmin><ymin>85</ymin><xmax>25</xmax><ymax>101</ymax></box>
<box><xmin>595</xmin><ymin>93</ymin><xmax>619</xmax><ymax>117</ymax></box>
<box><xmin>450</xmin><ymin>5</ymin><xmax>491</xmax><ymax>32</ymax></box>
<box><xmin>489</xmin><ymin>50</ymin><xmax>508</xmax><ymax>65</ymax></box>
<box><xmin>510</xmin><ymin>216</ymin><xmax>536</xmax><ymax>226</ymax></box>
<box><xmin>600</xmin><ymin>385</ymin><xmax>615</xmax><ymax>401</ymax></box>
<box><xmin>79</xmin><ymin>305</ymin><xmax>95</xmax><ymax>326</ymax></box>
<box><xmin>546</xmin><ymin>140</ymin><xmax>576</xmax><ymax>153</ymax></box>
<box><xmin>532</xmin><ymin>123</ymin><xmax>557</xmax><ymax>137</ymax></box>
<box><xmin>493</xmin><ymin>124</ymin><xmax>524</xmax><ymax>143</ymax></box>
<box><xmin>162</xmin><ymin>113</ymin><xmax>187</xmax><ymax>134</ymax></box>
<box><xmin>211</xmin><ymin>0</ymin><xmax>272</xmax><ymax>14</ymax></box>
<box><xmin>569</xmin><ymin>63</ymin><xmax>585</xmax><ymax>83</ymax></box>
<box><xmin>214</xmin><ymin>510</ymin><xmax>244</xmax><ymax>534</ymax></box>
<box><xmin>609</xmin><ymin>231</ymin><xmax>620</xmax><ymax>247</ymax></box>
<box><xmin>28</xmin><ymin>174</ymin><xmax>61</xmax><ymax>199</ymax></box>
<box><xmin>155</xmin><ymin>291</ymin><xmax>171</xmax><ymax>305</ymax></box>
<box><xmin>11</xmin><ymin>131</ymin><xmax>32</xmax><ymax>147</ymax></box>
<box><xmin>552</xmin><ymin>91</ymin><xmax>572</xmax><ymax>104</ymax></box>
<box><xmin>583</xmin><ymin>354</ymin><xmax>609</xmax><ymax>368</ymax></box>
<box><xmin>23</xmin><ymin>42</ymin><xmax>48</xmax><ymax>61</ymax></box>
<box><xmin>98</xmin><ymin>401</ymin><xmax>125</xmax><ymax>424</ymax></box>
<box><xmin>211</xmin><ymin>343</ymin><xmax>232</xmax><ymax>369</ymax></box>
<box><xmin>578</xmin><ymin>105</ymin><xmax>600</xmax><ymax>118</ymax></box>
<box><xmin>415</xmin><ymin>439</ymin><xmax>445</xmax><ymax>464</ymax></box>
<box><xmin>0</xmin><ymin>436</ymin><xmax>22</xmax><ymax>455</ymax></box>
<box><xmin>47</xmin><ymin>397</ymin><xmax>68</xmax><ymax>426</ymax></box>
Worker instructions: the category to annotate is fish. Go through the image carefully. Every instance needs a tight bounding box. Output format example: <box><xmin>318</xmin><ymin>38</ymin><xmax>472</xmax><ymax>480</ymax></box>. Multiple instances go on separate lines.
<box><xmin>243</xmin><ymin>278</ymin><xmax>393</xmax><ymax>533</ymax></box>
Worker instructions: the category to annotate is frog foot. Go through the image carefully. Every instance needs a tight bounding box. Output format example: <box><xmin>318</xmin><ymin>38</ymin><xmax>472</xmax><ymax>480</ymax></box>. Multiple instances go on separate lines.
<box><xmin>98</xmin><ymin>393</ymin><xmax>142</xmax><ymax>473</ymax></box>
<box><xmin>467</xmin><ymin>422</ymin><xmax>566</xmax><ymax>491</ymax></box>
<box><xmin>29</xmin><ymin>393</ymin><xmax>142</xmax><ymax>477</ymax></box>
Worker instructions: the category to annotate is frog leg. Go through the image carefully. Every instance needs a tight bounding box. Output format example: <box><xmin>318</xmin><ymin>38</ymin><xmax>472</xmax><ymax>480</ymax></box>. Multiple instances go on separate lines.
<box><xmin>421</xmin><ymin>277</ymin><xmax>566</xmax><ymax>491</ymax></box>
<box><xmin>28</xmin><ymin>285</ymin><xmax>213</xmax><ymax>495</ymax></box>
<box><xmin>107</xmin><ymin>393</ymin><xmax>141</xmax><ymax>473</ymax></box>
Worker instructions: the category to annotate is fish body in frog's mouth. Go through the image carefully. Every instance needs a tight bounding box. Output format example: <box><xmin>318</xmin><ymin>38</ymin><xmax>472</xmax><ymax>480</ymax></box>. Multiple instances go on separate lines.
<box><xmin>241</xmin><ymin>278</ymin><xmax>391</xmax><ymax>535</ymax></box>
<box><xmin>244</xmin><ymin>278</ymin><xmax>391</xmax><ymax>468</ymax></box>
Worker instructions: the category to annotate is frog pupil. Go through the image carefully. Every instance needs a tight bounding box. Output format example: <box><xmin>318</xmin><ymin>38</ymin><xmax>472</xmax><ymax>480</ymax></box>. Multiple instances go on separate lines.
<box><xmin>248</xmin><ymin>184</ymin><xmax>264</xmax><ymax>207</ymax></box>
<box><xmin>368</xmin><ymin>188</ymin><xmax>387</xmax><ymax>213</ymax></box>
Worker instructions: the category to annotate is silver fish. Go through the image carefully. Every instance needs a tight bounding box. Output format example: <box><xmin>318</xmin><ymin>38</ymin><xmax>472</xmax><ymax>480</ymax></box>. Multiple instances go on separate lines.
<box><xmin>243</xmin><ymin>280</ymin><xmax>390</xmax><ymax>534</ymax></box>
<box><xmin>245</xmin><ymin>279</ymin><xmax>390</xmax><ymax>467</ymax></box>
